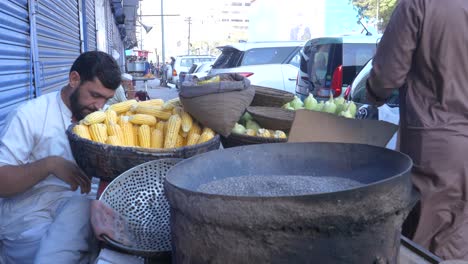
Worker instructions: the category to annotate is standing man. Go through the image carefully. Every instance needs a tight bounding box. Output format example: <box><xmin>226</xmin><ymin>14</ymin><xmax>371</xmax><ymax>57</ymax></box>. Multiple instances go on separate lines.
<box><xmin>0</xmin><ymin>51</ymin><xmax>121</xmax><ymax>263</ymax></box>
<box><xmin>366</xmin><ymin>0</ymin><xmax>468</xmax><ymax>260</ymax></box>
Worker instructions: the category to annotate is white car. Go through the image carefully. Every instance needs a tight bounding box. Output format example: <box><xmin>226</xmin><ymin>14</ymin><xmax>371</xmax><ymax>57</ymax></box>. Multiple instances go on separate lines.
<box><xmin>169</xmin><ymin>55</ymin><xmax>216</xmax><ymax>88</ymax></box>
<box><xmin>209</xmin><ymin>41</ymin><xmax>304</xmax><ymax>93</ymax></box>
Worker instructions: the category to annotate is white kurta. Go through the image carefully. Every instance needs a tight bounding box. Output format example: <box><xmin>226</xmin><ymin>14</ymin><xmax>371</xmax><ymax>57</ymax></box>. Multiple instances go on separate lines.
<box><xmin>0</xmin><ymin>91</ymin><xmax>97</xmax><ymax>263</ymax></box>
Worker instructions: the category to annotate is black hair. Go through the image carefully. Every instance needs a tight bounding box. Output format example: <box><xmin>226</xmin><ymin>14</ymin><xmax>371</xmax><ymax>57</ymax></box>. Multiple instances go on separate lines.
<box><xmin>70</xmin><ymin>51</ymin><xmax>121</xmax><ymax>90</ymax></box>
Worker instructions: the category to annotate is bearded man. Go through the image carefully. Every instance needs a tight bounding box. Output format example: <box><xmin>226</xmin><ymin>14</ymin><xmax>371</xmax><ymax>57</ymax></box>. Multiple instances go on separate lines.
<box><xmin>0</xmin><ymin>51</ymin><xmax>121</xmax><ymax>263</ymax></box>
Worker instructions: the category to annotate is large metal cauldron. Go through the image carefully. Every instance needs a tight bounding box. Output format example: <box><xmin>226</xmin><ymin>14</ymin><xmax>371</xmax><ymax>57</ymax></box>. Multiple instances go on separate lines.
<box><xmin>165</xmin><ymin>143</ymin><xmax>417</xmax><ymax>264</ymax></box>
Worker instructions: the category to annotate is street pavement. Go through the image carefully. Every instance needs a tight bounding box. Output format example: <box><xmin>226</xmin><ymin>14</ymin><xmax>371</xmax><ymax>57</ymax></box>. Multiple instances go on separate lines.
<box><xmin>134</xmin><ymin>78</ymin><xmax>179</xmax><ymax>101</ymax></box>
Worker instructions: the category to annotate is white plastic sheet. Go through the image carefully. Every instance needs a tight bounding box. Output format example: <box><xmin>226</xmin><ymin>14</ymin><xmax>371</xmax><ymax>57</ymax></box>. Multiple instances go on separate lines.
<box><xmin>378</xmin><ymin>105</ymin><xmax>400</xmax><ymax>150</ymax></box>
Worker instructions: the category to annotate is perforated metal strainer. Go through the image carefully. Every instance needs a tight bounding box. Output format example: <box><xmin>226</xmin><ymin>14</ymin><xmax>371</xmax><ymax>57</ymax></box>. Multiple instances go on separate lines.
<box><xmin>99</xmin><ymin>158</ymin><xmax>182</xmax><ymax>257</ymax></box>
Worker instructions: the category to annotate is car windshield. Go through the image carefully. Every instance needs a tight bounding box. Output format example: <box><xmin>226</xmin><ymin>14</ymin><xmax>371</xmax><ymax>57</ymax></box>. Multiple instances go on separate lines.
<box><xmin>240</xmin><ymin>47</ymin><xmax>298</xmax><ymax>66</ymax></box>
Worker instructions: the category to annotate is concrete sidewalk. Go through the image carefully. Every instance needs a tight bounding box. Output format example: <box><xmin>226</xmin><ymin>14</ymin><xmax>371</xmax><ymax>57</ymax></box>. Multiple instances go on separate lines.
<box><xmin>134</xmin><ymin>78</ymin><xmax>178</xmax><ymax>101</ymax></box>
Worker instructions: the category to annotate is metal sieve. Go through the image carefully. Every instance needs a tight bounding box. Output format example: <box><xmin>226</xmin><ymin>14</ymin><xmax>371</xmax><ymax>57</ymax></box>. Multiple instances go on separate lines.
<box><xmin>99</xmin><ymin>158</ymin><xmax>182</xmax><ymax>257</ymax></box>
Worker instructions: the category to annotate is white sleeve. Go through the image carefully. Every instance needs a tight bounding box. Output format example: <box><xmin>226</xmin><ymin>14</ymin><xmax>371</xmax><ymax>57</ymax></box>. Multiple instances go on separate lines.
<box><xmin>0</xmin><ymin>107</ymin><xmax>35</xmax><ymax>166</ymax></box>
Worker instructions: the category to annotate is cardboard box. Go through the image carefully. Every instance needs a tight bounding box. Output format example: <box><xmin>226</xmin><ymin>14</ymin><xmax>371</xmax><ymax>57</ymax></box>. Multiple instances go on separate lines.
<box><xmin>288</xmin><ymin>110</ymin><xmax>398</xmax><ymax>147</ymax></box>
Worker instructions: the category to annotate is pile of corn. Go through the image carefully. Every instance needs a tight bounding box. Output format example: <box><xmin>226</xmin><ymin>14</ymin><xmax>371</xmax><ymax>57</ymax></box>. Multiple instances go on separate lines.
<box><xmin>72</xmin><ymin>98</ymin><xmax>216</xmax><ymax>149</ymax></box>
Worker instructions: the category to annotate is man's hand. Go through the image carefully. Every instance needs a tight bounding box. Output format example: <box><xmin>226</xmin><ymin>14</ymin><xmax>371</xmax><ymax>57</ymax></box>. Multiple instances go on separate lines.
<box><xmin>46</xmin><ymin>156</ymin><xmax>91</xmax><ymax>194</ymax></box>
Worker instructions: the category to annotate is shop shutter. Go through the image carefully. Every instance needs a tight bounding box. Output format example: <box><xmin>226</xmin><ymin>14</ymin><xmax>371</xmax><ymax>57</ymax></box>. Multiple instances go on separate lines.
<box><xmin>85</xmin><ymin>0</ymin><xmax>97</xmax><ymax>51</ymax></box>
<box><xmin>35</xmin><ymin>0</ymin><xmax>81</xmax><ymax>95</ymax></box>
<box><xmin>0</xmin><ymin>0</ymin><xmax>33</xmax><ymax>132</ymax></box>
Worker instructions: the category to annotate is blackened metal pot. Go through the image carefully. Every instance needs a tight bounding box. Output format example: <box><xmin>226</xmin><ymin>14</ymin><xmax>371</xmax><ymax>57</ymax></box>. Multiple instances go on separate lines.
<box><xmin>165</xmin><ymin>142</ymin><xmax>417</xmax><ymax>264</ymax></box>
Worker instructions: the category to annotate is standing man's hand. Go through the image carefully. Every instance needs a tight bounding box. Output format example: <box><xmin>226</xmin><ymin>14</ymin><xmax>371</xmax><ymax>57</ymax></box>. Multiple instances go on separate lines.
<box><xmin>46</xmin><ymin>156</ymin><xmax>91</xmax><ymax>194</ymax></box>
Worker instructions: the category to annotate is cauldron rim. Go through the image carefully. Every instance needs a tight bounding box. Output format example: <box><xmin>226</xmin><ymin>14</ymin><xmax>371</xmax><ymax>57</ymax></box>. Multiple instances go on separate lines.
<box><xmin>165</xmin><ymin>142</ymin><xmax>413</xmax><ymax>199</ymax></box>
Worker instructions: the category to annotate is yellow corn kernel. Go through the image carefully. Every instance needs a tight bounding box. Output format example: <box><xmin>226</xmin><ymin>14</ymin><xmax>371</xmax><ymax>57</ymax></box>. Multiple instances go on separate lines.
<box><xmin>106</xmin><ymin>135</ymin><xmax>121</xmax><ymax>146</ymax></box>
<box><xmin>133</xmin><ymin>125</ymin><xmax>139</xmax><ymax>147</ymax></box>
<box><xmin>129</xmin><ymin>114</ymin><xmax>157</xmax><ymax>126</ymax></box>
<box><xmin>257</xmin><ymin>128</ymin><xmax>271</xmax><ymax>138</ymax></box>
<box><xmin>121</xmin><ymin>120</ymin><xmax>134</xmax><ymax>146</ymax></box>
<box><xmin>138</xmin><ymin>125</ymin><xmax>151</xmax><ymax>148</ymax></box>
<box><xmin>201</xmin><ymin>127</ymin><xmax>215</xmax><ymax>136</ymax></box>
<box><xmin>89</xmin><ymin>123</ymin><xmax>107</xmax><ymax>143</ymax></box>
<box><xmin>164</xmin><ymin>114</ymin><xmax>182</xmax><ymax>149</ymax></box>
<box><xmin>108</xmin><ymin>99</ymin><xmax>137</xmax><ymax>114</ymax></box>
<box><xmin>137</xmin><ymin>99</ymin><xmax>164</xmax><ymax>107</ymax></box>
<box><xmin>82</xmin><ymin>111</ymin><xmax>106</xmax><ymax>125</ymax></box>
<box><xmin>150</xmin><ymin>129</ymin><xmax>164</xmax><ymax>148</ymax></box>
<box><xmin>268</xmin><ymin>129</ymin><xmax>276</xmax><ymax>138</ymax></box>
<box><xmin>186</xmin><ymin>133</ymin><xmax>200</xmax><ymax>146</ymax></box>
<box><xmin>104</xmin><ymin>109</ymin><xmax>117</xmax><ymax>126</ymax></box>
<box><xmin>180</xmin><ymin>111</ymin><xmax>193</xmax><ymax>133</ymax></box>
<box><xmin>245</xmin><ymin>129</ymin><xmax>256</xmax><ymax>136</ymax></box>
<box><xmin>197</xmin><ymin>131</ymin><xmax>214</xmax><ymax>144</ymax></box>
<box><xmin>107</xmin><ymin>123</ymin><xmax>124</xmax><ymax>144</ymax></box>
<box><xmin>73</xmin><ymin>124</ymin><xmax>91</xmax><ymax>140</ymax></box>
<box><xmin>131</xmin><ymin>104</ymin><xmax>171</xmax><ymax>120</ymax></box>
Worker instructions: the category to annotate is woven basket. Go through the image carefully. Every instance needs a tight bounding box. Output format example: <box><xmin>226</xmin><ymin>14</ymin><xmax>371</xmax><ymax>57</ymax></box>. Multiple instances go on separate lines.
<box><xmin>246</xmin><ymin>106</ymin><xmax>295</xmax><ymax>131</ymax></box>
<box><xmin>221</xmin><ymin>133</ymin><xmax>287</xmax><ymax>148</ymax></box>
<box><xmin>66</xmin><ymin>124</ymin><xmax>221</xmax><ymax>182</ymax></box>
<box><xmin>250</xmin><ymin>86</ymin><xmax>294</xmax><ymax>107</ymax></box>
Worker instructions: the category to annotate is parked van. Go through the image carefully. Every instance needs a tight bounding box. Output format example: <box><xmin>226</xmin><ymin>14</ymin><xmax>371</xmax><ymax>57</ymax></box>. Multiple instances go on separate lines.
<box><xmin>169</xmin><ymin>55</ymin><xmax>216</xmax><ymax>88</ymax></box>
<box><xmin>295</xmin><ymin>35</ymin><xmax>381</xmax><ymax>100</ymax></box>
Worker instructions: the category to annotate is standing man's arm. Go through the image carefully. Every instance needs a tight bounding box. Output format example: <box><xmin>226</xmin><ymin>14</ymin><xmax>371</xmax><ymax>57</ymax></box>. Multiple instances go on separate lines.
<box><xmin>366</xmin><ymin>0</ymin><xmax>424</xmax><ymax>105</ymax></box>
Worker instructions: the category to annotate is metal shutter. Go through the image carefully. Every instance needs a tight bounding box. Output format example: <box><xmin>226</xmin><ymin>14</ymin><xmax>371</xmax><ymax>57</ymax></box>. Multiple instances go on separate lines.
<box><xmin>0</xmin><ymin>0</ymin><xmax>33</xmax><ymax>131</ymax></box>
<box><xmin>35</xmin><ymin>0</ymin><xmax>81</xmax><ymax>95</ymax></box>
<box><xmin>85</xmin><ymin>0</ymin><xmax>96</xmax><ymax>51</ymax></box>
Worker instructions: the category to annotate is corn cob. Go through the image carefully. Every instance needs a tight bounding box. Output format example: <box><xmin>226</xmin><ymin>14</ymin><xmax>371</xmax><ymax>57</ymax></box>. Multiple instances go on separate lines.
<box><xmin>73</xmin><ymin>124</ymin><xmax>91</xmax><ymax>140</ymax></box>
<box><xmin>117</xmin><ymin>115</ymin><xmax>129</xmax><ymax>127</ymax></box>
<box><xmin>150</xmin><ymin>129</ymin><xmax>164</xmax><ymax>148</ymax></box>
<box><xmin>106</xmin><ymin>135</ymin><xmax>121</xmax><ymax>146</ymax></box>
<box><xmin>124</xmin><ymin>111</ymin><xmax>134</xmax><ymax>116</ymax></box>
<box><xmin>187</xmin><ymin>122</ymin><xmax>201</xmax><ymax>139</ymax></box>
<box><xmin>172</xmin><ymin>106</ymin><xmax>184</xmax><ymax>116</ymax></box>
<box><xmin>104</xmin><ymin>110</ymin><xmax>117</xmax><ymax>126</ymax></box>
<box><xmin>133</xmin><ymin>125</ymin><xmax>139</xmax><ymax>147</ymax></box>
<box><xmin>107</xmin><ymin>123</ymin><xmax>124</xmax><ymax>144</ymax></box>
<box><xmin>164</xmin><ymin>114</ymin><xmax>182</xmax><ymax>149</ymax></box>
<box><xmin>197</xmin><ymin>131</ymin><xmax>214</xmax><ymax>144</ymax></box>
<box><xmin>180</xmin><ymin>111</ymin><xmax>193</xmax><ymax>133</ymax></box>
<box><xmin>137</xmin><ymin>99</ymin><xmax>164</xmax><ymax>107</ymax></box>
<box><xmin>131</xmin><ymin>104</ymin><xmax>171</xmax><ymax>120</ymax></box>
<box><xmin>257</xmin><ymin>128</ymin><xmax>271</xmax><ymax>138</ymax></box>
<box><xmin>82</xmin><ymin>111</ymin><xmax>106</xmax><ymax>125</ymax></box>
<box><xmin>202</xmin><ymin>127</ymin><xmax>215</xmax><ymax>136</ymax></box>
<box><xmin>162</xmin><ymin>97</ymin><xmax>180</xmax><ymax>110</ymax></box>
<box><xmin>129</xmin><ymin>114</ymin><xmax>157</xmax><ymax>126</ymax></box>
<box><xmin>175</xmin><ymin>134</ymin><xmax>185</xmax><ymax>148</ymax></box>
<box><xmin>120</xmin><ymin>120</ymin><xmax>134</xmax><ymax>146</ymax></box>
<box><xmin>156</xmin><ymin>121</ymin><xmax>166</xmax><ymax>137</ymax></box>
<box><xmin>108</xmin><ymin>99</ymin><xmax>137</xmax><ymax>114</ymax></box>
<box><xmin>245</xmin><ymin>129</ymin><xmax>256</xmax><ymax>136</ymax></box>
<box><xmin>186</xmin><ymin>133</ymin><xmax>200</xmax><ymax>146</ymax></box>
<box><xmin>274</xmin><ymin>130</ymin><xmax>287</xmax><ymax>139</ymax></box>
<box><xmin>138</xmin><ymin>125</ymin><xmax>151</xmax><ymax>148</ymax></box>
<box><xmin>89</xmin><ymin>123</ymin><xmax>107</xmax><ymax>143</ymax></box>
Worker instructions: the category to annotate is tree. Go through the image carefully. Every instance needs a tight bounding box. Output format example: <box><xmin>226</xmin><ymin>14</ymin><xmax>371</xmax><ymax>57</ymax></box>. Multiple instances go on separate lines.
<box><xmin>349</xmin><ymin>0</ymin><xmax>398</xmax><ymax>32</ymax></box>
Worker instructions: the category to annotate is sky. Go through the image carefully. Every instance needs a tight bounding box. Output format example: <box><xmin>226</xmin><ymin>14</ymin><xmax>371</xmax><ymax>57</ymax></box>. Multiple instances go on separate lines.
<box><xmin>137</xmin><ymin>0</ymin><xmax>367</xmax><ymax>63</ymax></box>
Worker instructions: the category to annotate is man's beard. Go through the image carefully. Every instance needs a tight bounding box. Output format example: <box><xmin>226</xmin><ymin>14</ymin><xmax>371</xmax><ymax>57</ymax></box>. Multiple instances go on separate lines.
<box><xmin>70</xmin><ymin>88</ymin><xmax>96</xmax><ymax>121</ymax></box>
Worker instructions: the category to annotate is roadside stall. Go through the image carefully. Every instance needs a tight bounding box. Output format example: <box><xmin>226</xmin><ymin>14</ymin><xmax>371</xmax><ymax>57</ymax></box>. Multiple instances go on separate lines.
<box><xmin>66</xmin><ymin>75</ymin><xmax>442</xmax><ymax>263</ymax></box>
<box><xmin>126</xmin><ymin>50</ymin><xmax>155</xmax><ymax>93</ymax></box>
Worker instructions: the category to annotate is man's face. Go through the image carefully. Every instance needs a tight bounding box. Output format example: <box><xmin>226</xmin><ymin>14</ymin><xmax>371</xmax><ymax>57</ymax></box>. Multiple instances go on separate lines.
<box><xmin>70</xmin><ymin>77</ymin><xmax>115</xmax><ymax>121</ymax></box>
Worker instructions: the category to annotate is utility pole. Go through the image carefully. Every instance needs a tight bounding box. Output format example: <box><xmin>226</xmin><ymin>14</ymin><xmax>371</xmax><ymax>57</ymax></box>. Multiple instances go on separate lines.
<box><xmin>185</xmin><ymin>17</ymin><xmax>192</xmax><ymax>55</ymax></box>
<box><xmin>376</xmin><ymin>0</ymin><xmax>380</xmax><ymax>33</ymax></box>
<box><xmin>139</xmin><ymin>6</ymin><xmax>143</xmax><ymax>50</ymax></box>
<box><xmin>161</xmin><ymin>0</ymin><xmax>166</xmax><ymax>64</ymax></box>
